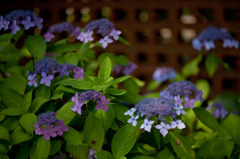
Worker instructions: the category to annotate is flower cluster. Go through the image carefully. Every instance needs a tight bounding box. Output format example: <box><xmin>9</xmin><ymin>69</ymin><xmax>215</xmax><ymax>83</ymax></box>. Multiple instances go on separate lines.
<box><xmin>44</xmin><ymin>22</ymin><xmax>75</xmax><ymax>42</ymax></box>
<box><xmin>124</xmin><ymin>97</ymin><xmax>186</xmax><ymax>137</ymax></box>
<box><xmin>113</xmin><ymin>62</ymin><xmax>137</xmax><ymax>75</ymax></box>
<box><xmin>71</xmin><ymin>90</ymin><xmax>110</xmax><ymax>115</ymax></box>
<box><xmin>206</xmin><ymin>102</ymin><xmax>228</xmax><ymax>119</ymax></box>
<box><xmin>34</xmin><ymin>112</ymin><xmax>69</xmax><ymax>140</ymax></box>
<box><xmin>77</xmin><ymin>19</ymin><xmax>121</xmax><ymax>48</ymax></box>
<box><xmin>152</xmin><ymin>67</ymin><xmax>176</xmax><ymax>82</ymax></box>
<box><xmin>192</xmin><ymin>26</ymin><xmax>239</xmax><ymax>51</ymax></box>
<box><xmin>0</xmin><ymin>10</ymin><xmax>43</xmax><ymax>34</ymax></box>
<box><xmin>27</xmin><ymin>57</ymin><xmax>84</xmax><ymax>87</ymax></box>
<box><xmin>160</xmin><ymin>81</ymin><xmax>203</xmax><ymax>105</ymax></box>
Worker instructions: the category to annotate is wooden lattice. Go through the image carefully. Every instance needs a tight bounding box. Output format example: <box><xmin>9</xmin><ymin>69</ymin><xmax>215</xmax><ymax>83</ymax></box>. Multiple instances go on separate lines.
<box><xmin>1</xmin><ymin>0</ymin><xmax>240</xmax><ymax>97</ymax></box>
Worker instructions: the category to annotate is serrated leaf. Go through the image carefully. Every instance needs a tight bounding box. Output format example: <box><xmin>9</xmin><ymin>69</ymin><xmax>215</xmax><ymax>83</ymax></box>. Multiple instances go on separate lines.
<box><xmin>58</xmin><ymin>78</ymin><xmax>94</xmax><ymax>90</ymax></box>
<box><xmin>84</xmin><ymin>113</ymin><xmax>105</xmax><ymax>152</ymax></box>
<box><xmin>77</xmin><ymin>42</ymin><xmax>91</xmax><ymax>58</ymax></box>
<box><xmin>50</xmin><ymin>90</ymin><xmax>63</xmax><ymax>100</ymax></box>
<box><xmin>98</xmin><ymin>57</ymin><xmax>112</xmax><ymax>83</ymax></box>
<box><xmin>57</xmin><ymin>102</ymin><xmax>76</xmax><ymax>124</ymax></box>
<box><xmin>31</xmin><ymin>137</ymin><xmax>50</xmax><ymax>159</ymax></box>
<box><xmin>35</xmin><ymin>85</ymin><xmax>51</xmax><ymax>99</ymax></box>
<box><xmin>105</xmin><ymin>76</ymin><xmax>130</xmax><ymax>87</ymax></box>
<box><xmin>170</xmin><ymin>132</ymin><xmax>195</xmax><ymax>159</ymax></box>
<box><xmin>0</xmin><ymin>144</ymin><xmax>8</xmax><ymax>153</ymax></box>
<box><xmin>56</xmin><ymin>85</ymin><xmax>76</xmax><ymax>93</ymax></box>
<box><xmin>195</xmin><ymin>79</ymin><xmax>210</xmax><ymax>100</ymax></box>
<box><xmin>28</xmin><ymin>97</ymin><xmax>48</xmax><ymax>113</ymax></box>
<box><xmin>10</xmin><ymin>131</ymin><xmax>32</xmax><ymax>145</ymax></box>
<box><xmin>1</xmin><ymin>107</ymin><xmax>24</xmax><ymax>116</ymax></box>
<box><xmin>94</xmin><ymin>105</ymin><xmax>115</xmax><ymax>132</ymax></box>
<box><xmin>63</xmin><ymin>126</ymin><xmax>84</xmax><ymax>145</ymax></box>
<box><xmin>0</xmin><ymin>126</ymin><xmax>9</xmax><ymax>141</ymax></box>
<box><xmin>205</xmin><ymin>53</ymin><xmax>219</xmax><ymax>77</ymax></box>
<box><xmin>107</xmin><ymin>88</ymin><xmax>126</xmax><ymax>96</ymax></box>
<box><xmin>25</xmin><ymin>35</ymin><xmax>46</xmax><ymax>59</ymax></box>
<box><xmin>111</xmin><ymin>124</ymin><xmax>137</xmax><ymax>159</ymax></box>
<box><xmin>95</xmin><ymin>151</ymin><xmax>113</xmax><ymax>159</ymax></box>
<box><xmin>20</xmin><ymin>113</ymin><xmax>37</xmax><ymax>133</ymax></box>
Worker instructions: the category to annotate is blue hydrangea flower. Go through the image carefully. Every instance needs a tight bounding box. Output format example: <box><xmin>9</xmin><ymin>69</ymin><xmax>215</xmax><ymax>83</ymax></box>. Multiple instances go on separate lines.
<box><xmin>34</xmin><ymin>112</ymin><xmax>69</xmax><ymax>140</ymax></box>
<box><xmin>122</xmin><ymin>62</ymin><xmax>137</xmax><ymax>76</ymax></box>
<box><xmin>152</xmin><ymin>67</ymin><xmax>176</xmax><ymax>82</ymax></box>
<box><xmin>77</xmin><ymin>31</ymin><xmax>94</xmax><ymax>43</ymax></box>
<box><xmin>174</xmin><ymin>105</ymin><xmax>185</xmax><ymax>116</ymax></box>
<box><xmin>192</xmin><ymin>26</ymin><xmax>239</xmax><ymax>51</ymax></box>
<box><xmin>34</xmin><ymin>57</ymin><xmax>58</xmax><ymax>74</ymax></box>
<box><xmin>56</xmin><ymin>64</ymin><xmax>69</xmax><ymax>78</ymax></box>
<box><xmin>27</xmin><ymin>73</ymin><xmax>38</xmax><ymax>87</ymax></box>
<box><xmin>99</xmin><ymin>36</ymin><xmax>113</xmax><ymax>48</ymax></box>
<box><xmin>73</xmin><ymin>66</ymin><xmax>84</xmax><ymax>79</ymax></box>
<box><xmin>206</xmin><ymin>102</ymin><xmax>228</xmax><ymax>119</ymax></box>
<box><xmin>0</xmin><ymin>10</ymin><xmax>43</xmax><ymax>34</ymax></box>
<box><xmin>95</xmin><ymin>96</ymin><xmax>109</xmax><ymax>111</ymax></box>
<box><xmin>44</xmin><ymin>31</ymin><xmax>55</xmax><ymax>42</ymax></box>
<box><xmin>40</xmin><ymin>72</ymin><xmax>54</xmax><ymax>87</ymax></box>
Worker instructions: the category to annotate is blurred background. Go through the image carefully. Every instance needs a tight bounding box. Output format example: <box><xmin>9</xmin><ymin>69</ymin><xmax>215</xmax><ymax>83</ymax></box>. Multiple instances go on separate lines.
<box><xmin>1</xmin><ymin>0</ymin><xmax>240</xmax><ymax>98</ymax></box>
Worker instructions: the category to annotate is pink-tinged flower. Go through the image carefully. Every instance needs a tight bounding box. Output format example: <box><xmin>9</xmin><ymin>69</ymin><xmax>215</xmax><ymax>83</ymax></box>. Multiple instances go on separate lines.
<box><xmin>95</xmin><ymin>96</ymin><xmax>109</xmax><ymax>111</ymax></box>
<box><xmin>28</xmin><ymin>73</ymin><xmax>38</xmax><ymax>87</ymax></box>
<box><xmin>44</xmin><ymin>31</ymin><xmax>55</xmax><ymax>42</ymax></box>
<box><xmin>41</xmin><ymin>125</ymin><xmax>57</xmax><ymax>140</ymax></box>
<box><xmin>184</xmin><ymin>97</ymin><xmax>196</xmax><ymax>108</ymax></box>
<box><xmin>40</xmin><ymin>72</ymin><xmax>54</xmax><ymax>87</ymax></box>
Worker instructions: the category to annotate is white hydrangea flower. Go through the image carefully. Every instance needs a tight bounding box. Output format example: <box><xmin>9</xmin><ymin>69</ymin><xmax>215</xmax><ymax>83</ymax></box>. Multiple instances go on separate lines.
<box><xmin>174</xmin><ymin>105</ymin><xmax>186</xmax><ymax>116</ymax></box>
<box><xmin>127</xmin><ymin>115</ymin><xmax>139</xmax><ymax>126</ymax></box>
<box><xmin>124</xmin><ymin>108</ymin><xmax>137</xmax><ymax>116</ymax></box>
<box><xmin>170</xmin><ymin>119</ymin><xmax>186</xmax><ymax>129</ymax></box>
<box><xmin>155</xmin><ymin>122</ymin><xmax>171</xmax><ymax>137</ymax></box>
<box><xmin>140</xmin><ymin>118</ymin><xmax>155</xmax><ymax>132</ymax></box>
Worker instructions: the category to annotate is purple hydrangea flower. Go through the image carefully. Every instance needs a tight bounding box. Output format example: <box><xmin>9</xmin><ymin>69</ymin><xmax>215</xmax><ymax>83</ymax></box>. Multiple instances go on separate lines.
<box><xmin>77</xmin><ymin>30</ymin><xmax>94</xmax><ymax>43</ymax></box>
<box><xmin>0</xmin><ymin>10</ymin><xmax>43</xmax><ymax>34</ymax></box>
<box><xmin>155</xmin><ymin>122</ymin><xmax>171</xmax><ymax>137</ymax></box>
<box><xmin>135</xmin><ymin>97</ymin><xmax>176</xmax><ymax>120</ymax></box>
<box><xmin>56</xmin><ymin>64</ymin><xmax>69</xmax><ymax>78</ymax></box>
<box><xmin>34</xmin><ymin>112</ymin><xmax>69</xmax><ymax>140</ymax></box>
<box><xmin>113</xmin><ymin>65</ymin><xmax>123</xmax><ymax>74</ymax></box>
<box><xmin>95</xmin><ymin>96</ymin><xmax>110</xmax><ymax>111</ymax></box>
<box><xmin>192</xmin><ymin>26</ymin><xmax>239</xmax><ymax>51</ymax></box>
<box><xmin>99</xmin><ymin>36</ymin><xmax>113</xmax><ymax>48</ymax></box>
<box><xmin>48</xmin><ymin>22</ymin><xmax>74</xmax><ymax>33</ymax></box>
<box><xmin>88</xmin><ymin>148</ymin><xmax>97</xmax><ymax>159</ymax></box>
<box><xmin>122</xmin><ymin>62</ymin><xmax>137</xmax><ymax>76</ymax></box>
<box><xmin>71</xmin><ymin>26</ymin><xmax>81</xmax><ymax>38</ymax></box>
<box><xmin>206</xmin><ymin>102</ymin><xmax>228</xmax><ymax>119</ymax></box>
<box><xmin>44</xmin><ymin>31</ymin><xmax>55</xmax><ymax>42</ymax></box>
<box><xmin>34</xmin><ymin>57</ymin><xmax>58</xmax><ymax>74</ymax></box>
<box><xmin>40</xmin><ymin>72</ymin><xmax>54</xmax><ymax>87</ymax></box>
<box><xmin>184</xmin><ymin>97</ymin><xmax>196</xmax><ymax>108</ymax></box>
<box><xmin>27</xmin><ymin>73</ymin><xmax>38</xmax><ymax>87</ymax></box>
<box><xmin>109</xmin><ymin>29</ymin><xmax>122</xmax><ymax>41</ymax></box>
<box><xmin>153</xmin><ymin>67</ymin><xmax>176</xmax><ymax>82</ymax></box>
<box><xmin>73</xmin><ymin>66</ymin><xmax>84</xmax><ymax>79</ymax></box>
<box><xmin>174</xmin><ymin>95</ymin><xmax>183</xmax><ymax>106</ymax></box>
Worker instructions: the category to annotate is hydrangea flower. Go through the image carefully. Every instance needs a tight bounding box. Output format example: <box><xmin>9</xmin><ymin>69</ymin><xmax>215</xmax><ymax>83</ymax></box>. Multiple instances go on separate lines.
<box><xmin>124</xmin><ymin>108</ymin><xmax>137</xmax><ymax>116</ymax></box>
<box><xmin>73</xmin><ymin>67</ymin><xmax>84</xmax><ymax>79</ymax></box>
<box><xmin>170</xmin><ymin>120</ymin><xmax>186</xmax><ymax>129</ymax></box>
<box><xmin>27</xmin><ymin>73</ymin><xmax>38</xmax><ymax>87</ymax></box>
<box><xmin>34</xmin><ymin>57</ymin><xmax>58</xmax><ymax>74</ymax></box>
<box><xmin>206</xmin><ymin>102</ymin><xmax>228</xmax><ymax>119</ymax></box>
<box><xmin>34</xmin><ymin>112</ymin><xmax>69</xmax><ymax>140</ymax></box>
<box><xmin>192</xmin><ymin>26</ymin><xmax>239</xmax><ymax>51</ymax></box>
<box><xmin>56</xmin><ymin>64</ymin><xmax>69</xmax><ymax>78</ymax></box>
<box><xmin>174</xmin><ymin>95</ymin><xmax>183</xmax><ymax>106</ymax></box>
<box><xmin>71</xmin><ymin>90</ymin><xmax>109</xmax><ymax>115</ymax></box>
<box><xmin>122</xmin><ymin>62</ymin><xmax>137</xmax><ymax>76</ymax></box>
<box><xmin>174</xmin><ymin>105</ymin><xmax>185</xmax><ymax>116</ymax></box>
<box><xmin>40</xmin><ymin>72</ymin><xmax>54</xmax><ymax>87</ymax></box>
<box><xmin>184</xmin><ymin>97</ymin><xmax>196</xmax><ymax>108</ymax></box>
<box><xmin>77</xmin><ymin>18</ymin><xmax>121</xmax><ymax>48</ymax></box>
<box><xmin>152</xmin><ymin>67</ymin><xmax>176</xmax><ymax>82</ymax></box>
<box><xmin>127</xmin><ymin>115</ymin><xmax>139</xmax><ymax>126</ymax></box>
<box><xmin>140</xmin><ymin>118</ymin><xmax>155</xmax><ymax>132</ymax></box>
<box><xmin>0</xmin><ymin>10</ymin><xmax>43</xmax><ymax>34</ymax></box>
<box><xmin>155</xmin><ymin>122</ymin><xmax>171</xmax><ymax>137</ymax></box>
<box><xmin>44</xmin><ymin>31</ymin><xmax>55</xmax><ymax>42</ymax></box>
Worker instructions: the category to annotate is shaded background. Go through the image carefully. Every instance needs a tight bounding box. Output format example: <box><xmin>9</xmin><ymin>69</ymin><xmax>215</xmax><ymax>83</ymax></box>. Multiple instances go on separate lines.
<box><xmin>1</xmin><ymin>0</ymin><xmax>240</xmax><ymax>98</ymax></box>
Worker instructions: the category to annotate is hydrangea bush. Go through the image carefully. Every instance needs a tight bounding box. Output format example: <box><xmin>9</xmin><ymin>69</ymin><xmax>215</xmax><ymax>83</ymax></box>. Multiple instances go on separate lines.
<box><xmin>0</xmin><ymin>10</ymin><xmax>240</xmax><ymax>159</ymax></box>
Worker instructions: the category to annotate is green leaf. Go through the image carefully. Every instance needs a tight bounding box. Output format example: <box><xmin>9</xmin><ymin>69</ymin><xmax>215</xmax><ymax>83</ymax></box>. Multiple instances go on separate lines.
<box><xmin>94</xmin><ymin>104</ymin><xmax>115</xmax><ymax>132</ymax></box>
<box><xmin>118</xmin><ymin>36</ymin><xmax>131</xmax><ymax>46</ymax></box>
<box><xmin>147</xmin><ymin>80</ymin><xmax>161</xmax><ymax>91</ymax></box>
<box><xmin>223</xmin><ymin>113</ymin><xmax>240</xmax><ymax>144</ymax></box>
<box><xmin>2</xmin><ymin>75</ymin><xmax>27</xmax><ymax>95</ymax></box>
<box><xmin>0</xmin><ymin>44</ymin><xmax>22</xmax><ymax>62</ymax></box>
<box><xmin>0</xmin><ymin>114</ymin><xmax>5</xmax><ymax>122</ymax></box>
<box><xmin>105</xmin><ymin>76</ymin><xmax>130</xmax><ymax>87</ymax></box>
<box><xmin>31</xmin><ymin>137</ymin><xmax>50</xmax><ymax>159</ymax></box>
<box><xmin>50</xmin><ymin>90</ymin><xmax>63</xmax><ymax>100</ymax></box>
<box><xmin>0</xmin><ymin>144</ymin><xmax>8</xmax><ymax>153</ymax></box>
<box><xmin>205</xmin><ymin>53</ymin><xmax>219</xmax><ymax>77</ymax></box>
<box><xmin>67</xmin><ymin>143</ymin><xmax>89</xmax><ymax>159</ymax></box>
<box><xmin>2</xmin><ymin>117</ymin><xmax>20</xmax><ymax>131</ymax></box>
<box><xmin>195</xmin><ymin>79</ymin><xmax>210</xmax><ymax>100</ymax></box>
<box><xmin>63</xmin><ymin>52</ymin><xmax>79</xmax><ymax>65</ymax></box>
<box><xmin>0</xmin><ymin>33</ymin><xmax>13</xmax><ymax>42</ymax></box>
<box><xmin>156</xmin><ymin>147</ymin><xmax>174</xmax><ymax>159</ymax></box>
<box><xmin>63</xmin><ymin>126</ymin><xmax>84</xmax><ymax>145</ymax></box>
<box><xmin>24</xmin><ymin>35</ymin><xmax>46</xmax><ymax>59</ymax></box>
<box><xmin>57</xmin><ymin>102</ymin><xmax>76</xmax><ymax>124</ymax></box>
<box><xmin>77</xmin><ymin>42</ymin><xmax>91</xmax><ymax>58</ymax></box>
<box><xmin>114</xmin><ymin>55</ymin><xmax>129</xmax><ymax>65</ymax></box>
<box><xmin>182</xmin><ymin>58</ymin><xmax>200</xmax><ymax>77</ymax></box>
<box><xmin>111</xmin><ymin>124</ymin><xmax>137</xmax><ymax>159</ymax></box>
<box><xmin>16</xmin><ymin>142</ymin><xmax>30</xmax><ymax>159</ymax></box>
<box><xmin>0</xmin><ymin>153</ymin><xmax>9</xmax><ymax>159</ymax></box>
<box><xmin>170</xmin><ymin>132</ymin><xmax>195</xmax><ymax>159</ymax></box>
<box><xmin>35</xmin><ymin>85</ymin><xmax>51</xmax><ymax>99</ymax></box>
<box><xmin>23</xmin><ymin>91</ymin><xmax>33</xmax><ymax>112</ymax></box>
<box><xmin>10</xmin><ymin>131</ymin><xmax>32</xmax><ymax>145</ymax></box>
<box><xmin>112</xmin><ymin>103</ymin><xmax>129</xmax><ymax>124</ymax></box>
<box><xmin>98</xmin><ymin>57</ymin><xmax>112</xmax><ymax>83</ymax></box>
<box><xmin>0</xmin><ymin>126</ymin><xmax>9</xmax><ymax>141</ymax></box>
<box><xmin>84</xmin><ymin>113</ymin><xmax>105</xmax><ymax>152</ymax></box>
<box><xmin>58</xmin><ymin>78</ymin><xmax>94</xmax><ymax>90</ymax></box>
<box><xmin>56</xmin><ymin>85</ymin><xmax>76</xmax><ymax>93</ymax></box>
<box><xmin>116</xmin><ymin>91</ymin><xmax>145</xmax><ymax>104</ymax></box>
<box><xmin>193</xmin><ymin>107</ymin><xmax>221</xmax><ymax>132</ymax></box>
<box><xmin>131</xmin><ymin>156</ymin><xmax>153</xmax><ymax>159</ymax></box>
<box><xmin>197</xmin><ymin>137</ymin><xmax>234</xmax><ymax>158</ymax></box>
<box><xmin>123</xmin><ymin>77</ymin><xmax>140</xmax><ymax>94</ymax></box>
<box><xmin>49</xmin><ymin>140</ymin><xmax>62</xmax><ymax>155</ymax></box>
<box><xmin>47</xmin><ymin>43</ymin><xmax>75</xmax><ymax>53</ymax></box>
<box><xmin>28</xmin><ymin>97</ymin><xmax>48</xmax><ymax>113</ymax></box>
<box><xmin>95</xmin><ymin>151</ymin><xmax>113</xmax><ymax>159</ymax></box>
<box><xmin>0</xmin><ymin>87</ymin><xmax>24</xmax><ymax>108</ymax></box>
<box><xmin>106</xmin><ymin>88</ymin><xmax>126</xmax><ymax>96</ymax></box>
<box><xmin>20</xmin><ymin>113</ymin><xmax>37</xmax><ymax>133</ymax></box>
<box><xmin>1</xmin><ymin>107</ymin><xmax>24</xmax><ymax>116</ymax></box>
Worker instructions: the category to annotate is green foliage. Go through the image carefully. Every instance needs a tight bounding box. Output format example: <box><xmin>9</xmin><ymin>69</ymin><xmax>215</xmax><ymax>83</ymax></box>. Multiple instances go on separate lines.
<box><xmin>20</xmin><ymin>113</ymin><xmax>37</xmax><ymax>133</ymax></box>
<box><xmin>205</xmin><ymin>52</ymin><xmax>219</xmax><ymax>77</ymax></box>
<box><xmin>24</xmin><ymin>35</ymin><xmax>46</xmax><ymax>59</ymax></box>
<box><xmin>62</xmin><ymin>126</ymin><xmax>84</xmax><ymax>145</ymax></box>
<box><xmin>95</xmin><ymin>151</ymin><xmax>113</xmax><ymax>159</ymax></box>
<box><xmin>57</xmin><ymin>102</ymin><xmax>76</xmax><ymax>124</ymax></box>
<box><xmin>98</xmin><ymin>57</ymin><xmax>112</xmax><ymax>84</ymax></box>
<box><xmin>31</xmin><ymin>137</ymin><xmax>50</xmax><ymax>159</ymax></box>
<box><xmin>223</xmin><ymin>114</ymin><xmax>240</xmax><ymax>144</ymax></box>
